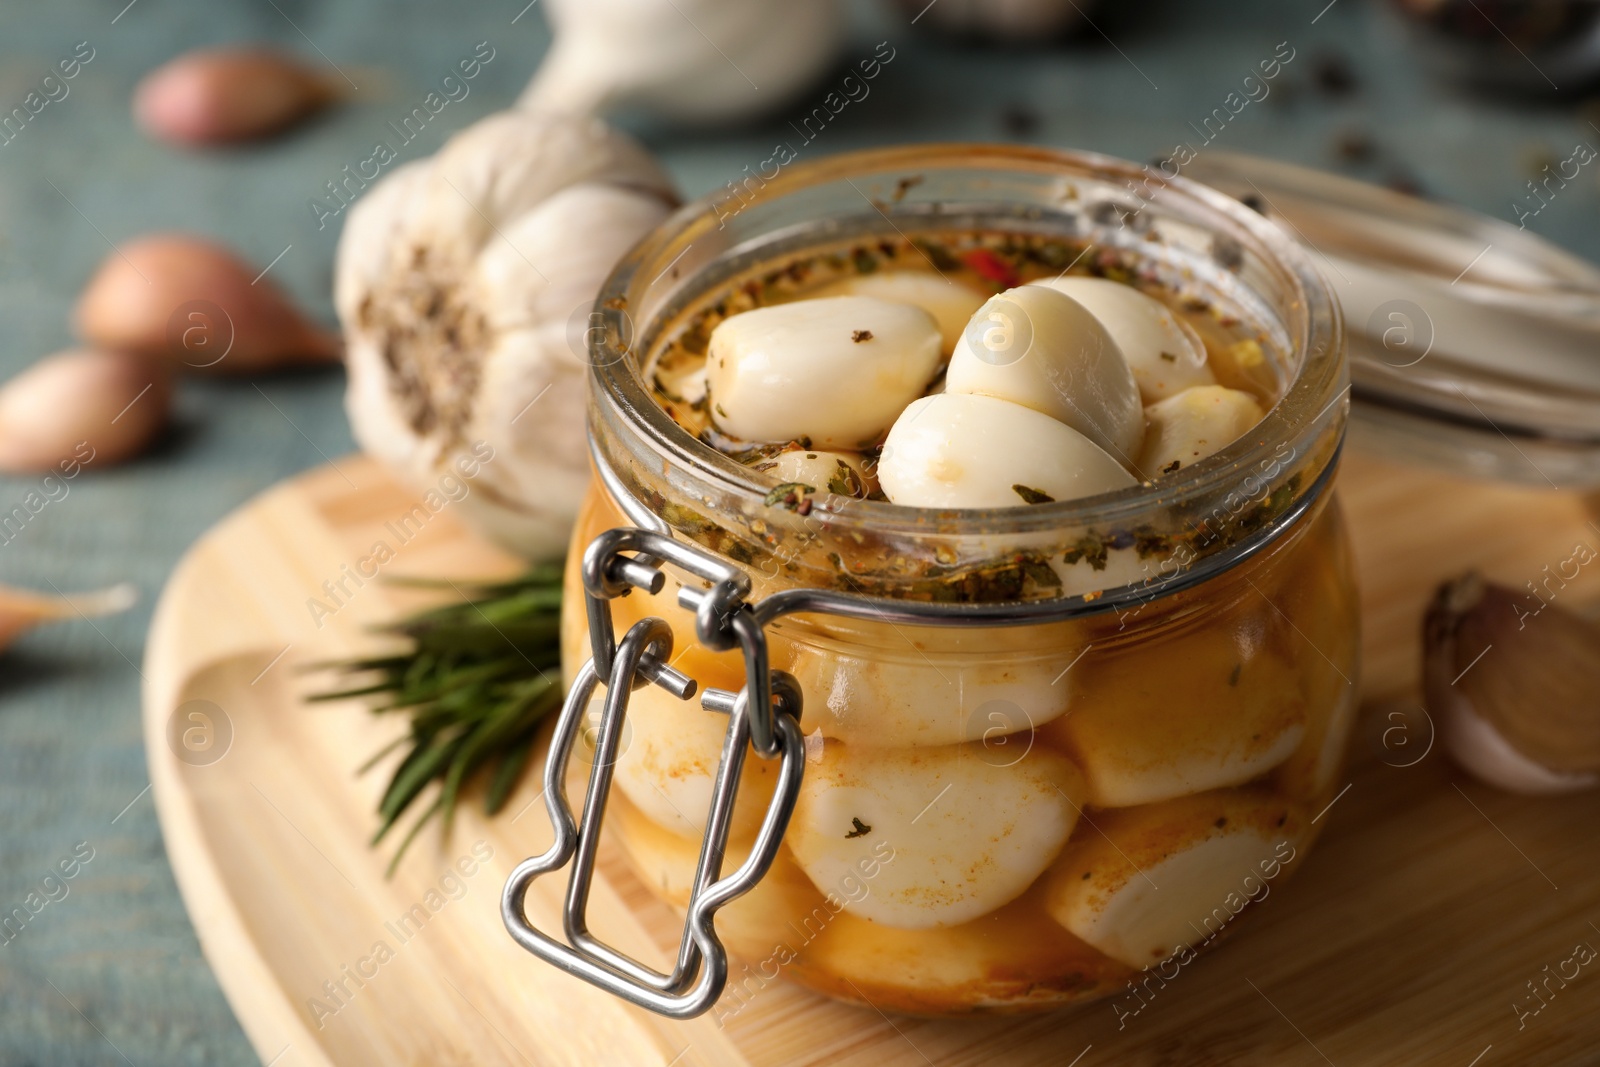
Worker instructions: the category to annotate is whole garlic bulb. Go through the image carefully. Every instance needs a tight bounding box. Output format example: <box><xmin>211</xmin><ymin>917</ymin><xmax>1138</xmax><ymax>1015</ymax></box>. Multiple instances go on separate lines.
<box><xmin>335</xmin><ymin>110</ymin><xmax>677</xmax><ymax>560</ymax></box>
<box><xmin>521</xmin><ymin>0</ymin><xmax>844</xmax><ymax>124</ymax></box>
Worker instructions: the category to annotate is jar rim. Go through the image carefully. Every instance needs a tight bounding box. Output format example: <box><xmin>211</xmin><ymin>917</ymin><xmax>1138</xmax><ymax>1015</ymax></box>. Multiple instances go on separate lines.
<box><xmin>589</xmin><ymin>142</ymin><xmax>1347</xmax><ymax>542</ymax></box>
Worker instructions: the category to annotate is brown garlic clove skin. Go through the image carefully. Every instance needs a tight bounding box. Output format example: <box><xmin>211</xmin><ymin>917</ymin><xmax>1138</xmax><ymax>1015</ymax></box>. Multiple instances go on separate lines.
<box><xmin>1424</xmin><ymin>572</ymin><xmax>1600</xmax><ymax>795</ymax></box>
<box><xmin>74</xmin><ymin>234</ymin><xmax>341</xmax><ymax>375</ymax></box>
<box><xmin>134</xmin><ymin>48</ymin><xmax>339</xmax><ymax>145</ymax></box>
<box><xmin>0</xmin><ymin>349</ymin><xmax>171</xmax><ymax>472</ymax></box>
<box><xmin>0</xmin><ymin>583</ymin><xmax>136</xmax><ymax>652</ymax></box>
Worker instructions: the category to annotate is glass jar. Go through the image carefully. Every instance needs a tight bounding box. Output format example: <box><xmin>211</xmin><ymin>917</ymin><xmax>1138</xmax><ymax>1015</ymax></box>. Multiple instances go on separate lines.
<box><xmin>542</xmin><ymin>145</ymin><xmax>1356</xmax><ymax>1018</ymax></box>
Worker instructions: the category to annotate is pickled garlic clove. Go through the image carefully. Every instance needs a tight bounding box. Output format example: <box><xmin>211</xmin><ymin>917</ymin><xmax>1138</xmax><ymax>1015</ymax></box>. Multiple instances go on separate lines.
<box><xmin>1029</xmin><ymin>276</ymin><xmax>1213</xmax><ymax>403</ymax></box>
<box><xmin>75</xmin><ymin>234</ymin><xmax>341</xmax><ymax>374</ymax></box>
<box><xmin>0</xmin><ymin>582</ymin><xmax>137</xmax><ymax>651</ymax></box>
<box><xmin>806</xmin><ymin>271</ymin><xmax>989</xmax><ymax>355</ymax></box>
<box><xmin>1046</xmin><ymin>789</ymin><xmax>1303</xmax><ymax>969</ymax></box>
<box><xmin>1425</xmin><ymin>572</ymin><xmax>1600</xmax><ymax>795</ymax></box>
<box><xmin>705</xmin><ymin>296</ymin><xmax>942</xmax><ymax>448</ymax></box>
<box><xmin>754</xmin><ymin>448</ymin><xmax>876</xmax><ymax>500</ymax></box>
<box><xmin>603</xmin><ymin>648</ymin><xmax>780</xmax><ymax>841</ymax></box>
<box><xmin>877</xmin><ymin>393</ymin><xmax>1135</xmax><ymax>509</ymax></box>
<box><xmin>0</xmin><ymin>349</ymin><xmax>170</xmax><ymax>472</ymax></box>
<box><xmin>786</xmin><ymin>740</ymin><xmax>1086</xmax><ymax>928</ymax></box>
<box><xmin>134</xmin><ymin>48</ymin><xmax>340</xmax><ymax>146</ymax></box>
<box><xmin>1046</xmin><ymin>623</ymin><xmax>1306</xmax><ymax>807</ymax></box>
<box><xmin>1138</xmin><ymin>385</ymin><xmax>1266</xmax><ymax>477</ymax></box>
<box><xmin>945</xmin><ymin>284</ymin><xmax>1145</xmax><ymax>467</ymax></box>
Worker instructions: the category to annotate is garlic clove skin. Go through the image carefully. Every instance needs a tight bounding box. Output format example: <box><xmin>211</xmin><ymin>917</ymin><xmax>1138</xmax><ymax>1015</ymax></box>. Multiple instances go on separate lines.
<box><xmin>1029</xmin><ymin>276</ymin><xmax>1213</xmax><ymax>403</ymax></box>
<box><xmin>755</xmin><ymin>449</ymin><xmax>876</xmax><ymax>499</ymax></box>
<box><xmin>706</xmin><ymin>296</ymin><xmax>942</xmax><ymax>449</ymax></box>
<box><xmin>0</xmin><ymin>350</ymin><xmax>170</xmax><ymax>472</ymax></box>
<box><xmin>787</xmin><ymin>739</ymin><xmax>1086</xmax><ymax>928</ymax></box>
<box><xmin>75</xmin><ymin>234</ymin><xmax>340</xmax><ymax>374</ymax></box>
<box><xmin>877</xmin><ymin>393</ymin><xmax>1136</xmax><ymax>509</ymax></box>
<box><xmin>336</xmin><ymin>111</ymin><xmax>677</xmax><ymax>561</ymax></box>
<box><xmin>0</xmin><ymin>582</ymin><xmax>137</xmax><ymax>651</ymax></box>
<box><xmin>521</xmin><ymin>0</ymin><xmax>844</xmax><ymax>125</ymax></box>
<box><xmin>1425</xmin><ymin>572</ymin><xmax>1600</xmax><ymax>795</ymax></box>
<box><xmin>133</xmin><ymin>48</ymin><xmax>338</xmax><ymax>146</ymax></box>
<box><xmin>1045</xmin><ymin>788</ymin><xmax>1302</xmax><ymax>969</ymax></box>
<box><xmin>1138</xmin><ymin>385</ymin><xmax>1266</xmax><ymax>477</ymax></box>
<box><xmin>945</xmin><ymin>285</ymin><xmax>1145</xmax><ymax>468</ymax></box>
<box><xmin>806</xmin><ymin>271</ymin><xmax>989</xmax><ymax>356</ymax></box>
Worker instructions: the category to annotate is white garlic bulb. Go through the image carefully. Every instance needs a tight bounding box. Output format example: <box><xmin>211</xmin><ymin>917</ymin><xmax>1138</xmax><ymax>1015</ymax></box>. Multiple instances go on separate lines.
<box><xmin>877</xmin><ymin>393</ymin><xmax>1135</xmax><ymax>509</ymax></box>
<box><xmin>786</xmin><ymin>739</ymin><xmax>1086</xmax><ymax>928</ymax></box>
<box><xmin>521</xmin><ymin>0</ymin><xmax>844</xmax><ymax>125</ymax></box>
<box><xmin>945</xmin><ymin>285</ymin><xmax>1146</xmax><ymax>467</ymax></box>
<box><xmin>706</xmin><ymin>296</ymin><xmax>942</xmax><ymax>448</ymax></box>
<box><xmin>335</xmin><ymin>110</ymin><xmax>676</xmax><ymax>560</ymax></box>
<box><xmin>1139</xmin><ymin>385</ymin><xmax>1266</xmax><ymax>476</ymax></box>
<box><xmin>1029</xmin><ymin>277</ymin><xmax>1213</xmax><ymax>403</ymax></box>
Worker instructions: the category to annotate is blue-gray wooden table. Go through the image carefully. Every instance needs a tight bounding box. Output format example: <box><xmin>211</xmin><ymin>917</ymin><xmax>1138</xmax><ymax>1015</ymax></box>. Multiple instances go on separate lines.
<box><xmin>1</xmin><ymin>0</ymin><xmax>1596</xmax><ymax>1062</ymax></box>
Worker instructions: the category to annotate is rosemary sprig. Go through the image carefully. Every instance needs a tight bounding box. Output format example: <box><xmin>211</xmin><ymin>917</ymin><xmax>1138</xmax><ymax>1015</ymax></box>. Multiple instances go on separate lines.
<box><xmin>308</xmin><ymin>564</ymin><xmax>566</xmax><ymax>875</ymax></box>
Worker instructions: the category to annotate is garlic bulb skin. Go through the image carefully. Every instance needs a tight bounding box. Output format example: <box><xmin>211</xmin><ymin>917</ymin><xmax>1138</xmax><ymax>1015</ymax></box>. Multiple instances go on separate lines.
<box><xmin>522</xmin><ymin>0</ymin><xmax>844</xmax><ymax>124</ymax></box>
<box><xmin>706</xmin><ymin>297</ymin><xmax>942</xmax><ymax>449</ymax></box>
<box><xmin>1139</xmin><ymin>385</ymin><xmax>1266</xmax><ymax>476</ymax></box>
<box><xmin>806</xmin><ymin>271</ymin><xmax>989</xmax><ymax>355</ymax></box>
<box><xmin>877</xmin><ymin>393</ymin><xmax>1136</xmax><ymax>509</ymax></box>
<box><xmin>336</xmin><ymin>111</ymin><xmax>676</xmax><ymax>560</ymax></box>
<box><xmin>1029</xmin><ymin>277</ymin><xmax>1212</xmax><ymax>402</ymax></box>
<box><xmin>945</xmin><ymin>285</ymin><xmax>1145</xmax><ymax>467</ymax></box>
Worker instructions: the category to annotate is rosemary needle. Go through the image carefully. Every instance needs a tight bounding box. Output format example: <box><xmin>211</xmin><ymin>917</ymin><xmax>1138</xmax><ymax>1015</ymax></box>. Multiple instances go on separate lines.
<box><xmin>308</xmin><ymin>565</ymin><xmax>566</xmax><ymax>875</ymax></box>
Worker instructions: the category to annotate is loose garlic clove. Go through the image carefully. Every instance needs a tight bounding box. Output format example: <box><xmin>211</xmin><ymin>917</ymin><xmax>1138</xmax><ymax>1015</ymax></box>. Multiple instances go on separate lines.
<box><xmin>877</xmin><ymin>393</ymin><xmax>1135</xmax><ymax>509</ymax></box>
<box><xmin>754</xmin><ymin>449</ymin><xmax>875</xmax><ymax>499</ymax></box>
<box><xmin>786</xmin><ymin>740</ymin><xmax>1086</xmax><ymax>928</ymax></box>
<box><xmin>806</xmin><ymin>271</ymin><xmax>989</xmax><ymax>355</ymax></box>
<box><xmin>706</xmin><ymin>297</ymin><xmax>942</xmax><ymax>448</ymax></box>
<box><xmin>1046</xmin><ymin>788</ymin><xmax>1302</xmax><ymax>969</ymax></box>
<box><xmin>1425</xmin><ymin>572</ymin><xmax>1600</xmax><ymax>795</ymax></box>
<box><xmin>134</xmin><ymin>48</ymin><xmax>339</xmax><ymax>146</ymax></box>
<box><xmin>1138</xmin><ymin>385</ymin><xmax>1265</xmax><ymax>476</ymax></box>
<box><xmin>1045</xmin><ymin>620</ymin><xmax>1306</xmax><ymax>807</ymax></box>
<box><xmin>0</xmin><ymin>350</ymin><xmax>170</xmax><ymax>472</ymax></box>
<box><xmin>0</xmin><ymin>583</ymin><xmax>137</xmax><ymax>651</ymax></box>
<box><xmin>1029</xmin><ymin>276</ymin><xmax>1212</xmax><ymax>403</ymax></box>
<box><xmin>945</xmin><ymin>285</ymin><xmax>1145</xmax><ymax>467</ymax></box>
<box><xmin>75</xmin><ymin>234</ymin><xmax>340</xmax><ymax>374</ymax></box>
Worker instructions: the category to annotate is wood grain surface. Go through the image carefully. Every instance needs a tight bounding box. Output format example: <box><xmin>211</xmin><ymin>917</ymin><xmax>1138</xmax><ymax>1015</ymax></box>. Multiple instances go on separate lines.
<box><xmin>140</xmin><ymin>443</ymin><xmax>1600</xmax><ymax>1067</ymax></box>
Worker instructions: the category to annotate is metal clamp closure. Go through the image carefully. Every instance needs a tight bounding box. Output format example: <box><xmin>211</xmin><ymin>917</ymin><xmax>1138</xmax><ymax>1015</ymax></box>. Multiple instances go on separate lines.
<box><xmin>502</xmin><ymin>528</ymin><xmax>805</xmax><ymax>1018</ymax></box>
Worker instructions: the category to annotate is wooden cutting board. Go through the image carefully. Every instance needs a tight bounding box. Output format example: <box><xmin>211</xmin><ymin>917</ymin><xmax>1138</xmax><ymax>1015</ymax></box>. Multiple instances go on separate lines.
<box><xmin>142</xmin><ymin>442</ymin><xmax>1600</xmax><ymax>1067</ymax></box>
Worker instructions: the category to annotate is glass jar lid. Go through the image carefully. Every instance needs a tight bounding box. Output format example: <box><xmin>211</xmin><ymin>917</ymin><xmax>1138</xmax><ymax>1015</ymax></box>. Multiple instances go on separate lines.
<box><xmin>1183</xmin><ymin>152</ymin><xmax>1600</xmax><ymax>488</ymax></box>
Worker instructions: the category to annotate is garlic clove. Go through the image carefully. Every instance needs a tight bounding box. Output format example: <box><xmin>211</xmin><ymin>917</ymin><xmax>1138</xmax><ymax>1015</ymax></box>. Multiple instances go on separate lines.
<box><xmin>0</xmin><ymin>350</ymin><xmax>170</xmax><ymax>472</ymax></box>
<box><xmin>945</xmin><ymin>285</ymin><xmax>1146</xmax><ymax>467</ymax></box>
<box><xmin>706</xmin><ymin>296</ymin><xmax>942</xmax><ymax>448</ymax></box>
<box><xmin>133</xmin><ymin>48</ymin><xmax>339</xmax><ymax>146</ymax></box>
<box><xmin>753</xmin><ymin>448</ymin><xmax>876</xmax><ymax>499</ymax></box>
<box><xmin>1044</xmin><ymin>620</ymin><xmax>1306</xmax><ymax>807</ymax></box>
<box><xmin>75</xmin><ymin>234</ymin><xmax>340</xmax><ymax>374</ymax></box>
<box><xmin>877</xmin><ymin>393</ymin><xmax>1136</xmax><ymax>509</ymax></box>
<box><xmin>0</xmin><ymin>582</ymin><xmax>137</xmax><ymax>651</ymax></box>
<box><xmin>1425</xmin><ymin>572</ymin><xmax>1600</xmax><ymax>794</ymax></box>
<box><xmin>521</xmin><ymin>0</ymin><xmax>845</xmax><ymax>125</ymax></box>
<box><xmin>1138</xmin><ymin>385</ymin><xmax>1266</xmax><ymax>477</ymax></box>
<box><xmin>806</xmin><ymin>271</ymin><xmax>989</xmax><ymax>356</ymax></box>
<box><xmin>786</xmin><ymin>739</ymin><xmax>1086</xmax><ymax>928</ymax></box>
<box><xmin>1045</xmin><ymin>788</ymin><xmax>1302</xmax><ymax>969</ymax></box>
<box><xmin>1029</xmin><ymin>276</ymin><xmax>1213</xmax><ymax>403</ymax></box>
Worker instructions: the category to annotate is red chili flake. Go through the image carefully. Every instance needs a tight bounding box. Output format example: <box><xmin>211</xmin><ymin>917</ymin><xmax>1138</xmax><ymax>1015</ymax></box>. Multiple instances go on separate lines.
<box><xmin>797</xmin><ymin>498</ymin><xmax>813</xmax><ymax>516</ymax></box>
<box><xmin>961</xmin><ymin>248</ymin><xmax>1019</xmax><ymax>289</ymax></box>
